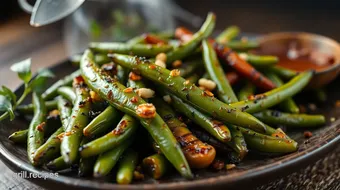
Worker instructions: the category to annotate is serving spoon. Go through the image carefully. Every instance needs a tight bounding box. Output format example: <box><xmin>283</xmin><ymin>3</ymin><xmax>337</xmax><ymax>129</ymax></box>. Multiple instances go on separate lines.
<box><xmin>18</xmin><ymin>0</ymin><xmax>85</xmax><ymax>27</ymax></box>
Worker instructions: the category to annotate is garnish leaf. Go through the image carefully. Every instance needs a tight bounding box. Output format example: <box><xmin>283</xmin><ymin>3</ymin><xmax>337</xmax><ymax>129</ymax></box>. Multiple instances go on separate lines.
<box><xmin>0</xmin><ymin>95</ymin><xmax>15</xmax><ymax>120</ymax></box>
<box><xmin>10</xmin><ymin>58</ymin><xmax>32</xmax><ymax>84</ymax></box>
<box><xmin>0</xmin><ymin>86</ymin><xmax>16</xmax><ymax>104</ymax></box>
<box><xmin>28</xmin><ymin>69</ymin><xmax>55</xmax><ymax>94</ymax></box>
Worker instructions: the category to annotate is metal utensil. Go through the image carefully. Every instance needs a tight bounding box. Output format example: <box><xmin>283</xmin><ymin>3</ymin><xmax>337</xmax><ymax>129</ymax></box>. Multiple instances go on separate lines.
<box><xmin>18</xmin><ymin>0</ymin><xmax>85</xmax><ymax>27</ymax></box>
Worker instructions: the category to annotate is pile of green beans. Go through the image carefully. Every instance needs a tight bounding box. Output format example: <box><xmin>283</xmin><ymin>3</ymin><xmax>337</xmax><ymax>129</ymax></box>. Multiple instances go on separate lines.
<box><xmin>8</xmin><ymin>13</ymin><xmax>328</xmax><ymax>184</ymax></box>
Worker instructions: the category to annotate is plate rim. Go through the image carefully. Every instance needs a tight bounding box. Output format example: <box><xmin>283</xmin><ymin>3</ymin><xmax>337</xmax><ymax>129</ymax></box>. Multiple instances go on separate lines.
<box><xmin>0</xmin><ymin>59</ymin><xmax>339</xmax><ymax>190</ymax></box>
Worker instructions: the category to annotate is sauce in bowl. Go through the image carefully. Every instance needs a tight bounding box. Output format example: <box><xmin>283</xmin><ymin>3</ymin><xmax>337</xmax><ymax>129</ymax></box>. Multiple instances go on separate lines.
<box><xmin>276</xmin><ymin>43</ymin><xmax>335</xmax><ymax>72</ymax></box>
<box><xmin>256</xmin><ymin>40</ymin><xmax>336</xmax><ymax>72</ymax></box>
<box><xmin>256</xmin><ymin>32</ymin><xmax>340</xmax><ymax>88</ymax></box>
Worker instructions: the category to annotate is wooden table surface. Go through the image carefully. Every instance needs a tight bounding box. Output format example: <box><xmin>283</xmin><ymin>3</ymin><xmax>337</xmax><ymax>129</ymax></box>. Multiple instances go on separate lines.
<box><xmin>0</xmin><ymin>15</ymin><xmax>339</xmax><ymax>190</ymax></box>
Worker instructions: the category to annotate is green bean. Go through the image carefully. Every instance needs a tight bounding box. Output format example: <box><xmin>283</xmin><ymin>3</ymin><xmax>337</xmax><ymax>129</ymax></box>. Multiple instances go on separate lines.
<box><xmin>253</xmin><ymin>110</ymin><xmax>325</xmax><ymax>127</ymax></box>
<box><xmin>80</xmin><ymin>50</ymin><xmax>192</xmax><ymax>179</ymax></box>
<box><xmin>230</xmin><ymin>71</ymin><xmax>313</xmax><ymax>113</ymax></box>
<box><xmin>78</xmin><ymin>138</ymin><xmax>96</xmax><ymax>177</ymax></box>
<box><xmin>216</xmin><ymin>26</ymin><xmax>240</xmax><ymax>44</ymax></box>
<box><xmin>89</xmin><ymin>43</ymin><xmax>173</xmax><ymax>57</ymax></box>
<box><xmin>266</xmin><ymin>66</ymin><xmax>297</xmax><ymax>80</ymax></box>
<box><xmin>190</xmin><ymin>127</ymin><xmax>232</xmax><ymax>154</ymax></box>
<box><xmin>8</xmin><ymin>130</ymin><xmax>28</xmax><ymax>143</ymax></box>
<box><xmin>61</xmin><ymin>77</ymin><xmax>91</xmax><ymax>164</ymax></box>
<box><xmin>27</xmin><ymin>92</ymin><xmax>47</xmax><ymax>166</ymax></box>
<box><xmin>170</xmin><ymin>94</ymin><xmax>248</xmax><ymax>159</ymax></box>
<box><xmin>235</xmin><ymin>126</ymin><xmax>298</xmax><ymax>153</ymax></box>
<box><xmin>80</xmin><ymin>114</ymin><xmax>138</xmax><ymax>158</ymax></box>
<box><xmin>46</xmin><ymin>156</ymin><xmax>69</xmax><ymax>171</ymax></box>
<box><xmin>127</xmin><ymin>75</ymin><xmax>146</xmax><ymax>89</ymax></box>
<box><xmin>126</xmin><ymin>32</ymin><xmax>174</xmax><ymax>46</ymax></box>
<box><xmin>154</xmin><ymin>31</ymin><xmax>174</xmax><ymax>39</ymax></box>
<box><xmin>83</xmin><ymin>106</ymin><xmax>122</xmax><ymax>138</ymax></box>
<box><xmin>238</xmin><ymin>82</ymin><xmax>256</xmax><ymax>101</ymax></box>
<box><xmin>116</xmin><ymin>149</ymin><xmax>138</xmax><ymax>184</ymax></box>
<box><xmin>142</xmin><ymin>154</ymin><xmax>170</xmax><ymax>179</ymax></box>
<box><xmin>190</xmin><ymin>127</ymin><xmax>246</xmax><ymax>163</ymax></box>
<box><xmin>185</xmin><ymin>74</ymin><xmax>200</xmax><ymax>85</ymax></box>
<box><xmin>227</xmin><ymin>126</ymin><xmax>248</xmax><ymax>159</ymax></box>
<box><xmin>278</xmin><ymin>98</ymin><xmax>300</xmax><ymax>114</ymax></box>
<box><xmin>238</xmin><ymin>53</ymin><xmax>278</xmax><ymax>68</ymax></box>
<box><xmin>264</xmin><ymin>71</ymin><xmax>299</xmax><ymax>113</ymax></box>
<box><xmin>169</xmin><ymin>94</ymin><xmax>231</xmax><ymax>142</ymax></box>
<box><xmin>153</xmin><ymin>97</ymin><xmax>216</xmax><ymax>168</ymax></box>
<box><xmin>226</xmin><ymin>40</ymin><xmax>259</xmax><ymax>51</ymax></box>
<box><xmin>111</xmin><ymin>53</ymin><xmax>267</xmax><ymax>133</ymax></box>
<box><xmin>202</xmin><ymin>40</ymin><xmax>237</xmax><ymax>103</ymax></box>
<box><xmin>126</xmin><ymin>35</ymin><xmax>146</xmax><ymax>45</ymax></box>
<box><xmin>166</xmin><ymin>12</ymin><xmax>216</xmax><ymax>65</ymax></box>
<box><xmin>116</xmin><ymin>65</ymin><xmax>129</xmax><ymax>84</ymax></box>
<box><xmin>17</xmin><ymin>100</ymin><xmax>57</xmax><ymax>114</ymax></box>
<box><xmin>178</xmin><ymin>59</ymin><xmax>203</xmax><ymax>78</ymax></box>
<box><xmin>33</xmin><ymin>127</ymin><xmax>64</xmax><ymax>165</ymax></box>
<box><xmin>57</xmin><ymin>86</ymin><xmax>76</xmax><ymax>103</ymax></box>
<box><xmin>42</xmin><ymin>70</ymin><xmax>81</xmax><ymax>100</ymax></box>
<box><xmin>9</xmin><ymin>107</ymin><xmax>64</xmax><ymax>144</ymax></box>
<box><xmin>78</xmin><ymin>156</ymin><xmax>96</xmax><ymax>177</ymax></box>
<box><xmin>93</xmin><ymin>139</ymin><xmax>131</xmax><ymax>177</ymax></box>
<box><xmin>57</xmin><ymin>97</ymin><xmax>73</xmax><ymax>131</ymax></box>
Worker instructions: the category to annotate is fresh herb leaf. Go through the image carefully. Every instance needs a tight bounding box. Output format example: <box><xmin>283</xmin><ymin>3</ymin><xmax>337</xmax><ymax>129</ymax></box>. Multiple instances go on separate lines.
<box><xmin>0</xmin><ymin>86</ymin><xmax>16</xmax><ymax>104</ymax></box>
<box><xmin>0</xmin><ymin>95</ymin><xmax>15</xmax><ymax>120</ymax></box>
<box><xmin>10</xmin><ymin>58</ymin><xmax>32</xmax><ymax>84</ymax></box>
<box><xmin>28</xmin><ymin>69</ymin><xmax>55</xmax><ymax>94</ymax></box>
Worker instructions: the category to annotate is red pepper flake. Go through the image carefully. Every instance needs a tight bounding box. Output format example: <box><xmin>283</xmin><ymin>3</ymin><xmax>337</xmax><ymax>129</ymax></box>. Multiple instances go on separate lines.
<box><xmin>107</xmin><ymin>90</ymin><xmax>113</xmax><ymax>100</ymax></box>
<box><xmin>56</xmin><ymin>132</ymin><xmax>65</xmax><ymax>141</ymax></box>
<box><xmin>271</xmin><ymin>131</ymin><xmax>286</xmax><ymax>139</ymax></box>
<box><xmin>253</xmin><ymin>94</ymin><xmax>266</xmax><ymax>103</ymax></box>
<box><xmin>36</xmin><ymin>122</ymin><xmax>46</xmax><ymax>132</ymax></box>
<box><xmin>129</xmin><ymin>72</ymin><xmax>142</xmax><ymax>81</ymax></box>
<box><xmin>202</xmin><ymin>90</ymin><xmax>214</xmax><ymax>97</ymax></box>
<box><xmin>112</xmin><ymin>120</ymin><xmax>128</xmax><ymax>135</ymax></box>
<box><xmin>212</xmin><ymin>159</ymin><xmax>225</xmax><ymax>170</ymax></box>
<box><xmin>73</xmin><ymin>76</ymin><xmax>85</xmax><ymax>86</ymax></box>
<box><xmin>136</xmin><ymin>103</ymin><xmax>156</xmax><ymax>118</ymax></box>
<box><xmin>64</xmin><ymin>131</ymin><xmax>73</xmax><ymax>136</ymax></box>
<box><xmin>123</xmin><ymin>87</ymin><xmax>134</xmax><ymax>93</ymax></box>
<box><xmin>149</xmin><ymin>65</ymin><xmax>156</xmax><ymax>70</ymax></box>
<box><xmin>131</xmin><ymin>96</ymin><xmax>138</xmax><ymax>103</ymax></box>
<box><xmin>304</xmin><ymin>131</ymin><xmax>313</xmax><ymax>138</ymax></box>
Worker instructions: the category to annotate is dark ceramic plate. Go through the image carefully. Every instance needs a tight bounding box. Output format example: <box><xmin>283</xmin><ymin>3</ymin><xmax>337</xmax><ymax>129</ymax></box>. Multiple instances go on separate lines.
<box><xmin>0</xmin><ymin>60</ymin><xmax>339</xmax><ymax>190</ymax></box>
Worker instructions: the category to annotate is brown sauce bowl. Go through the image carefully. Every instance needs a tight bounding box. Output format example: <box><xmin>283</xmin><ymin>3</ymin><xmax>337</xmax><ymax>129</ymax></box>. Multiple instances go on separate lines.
<box><xmin>257</xmin><ymin>32</ymin><xmax>340</xmax><ymax>88</ymax></box>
